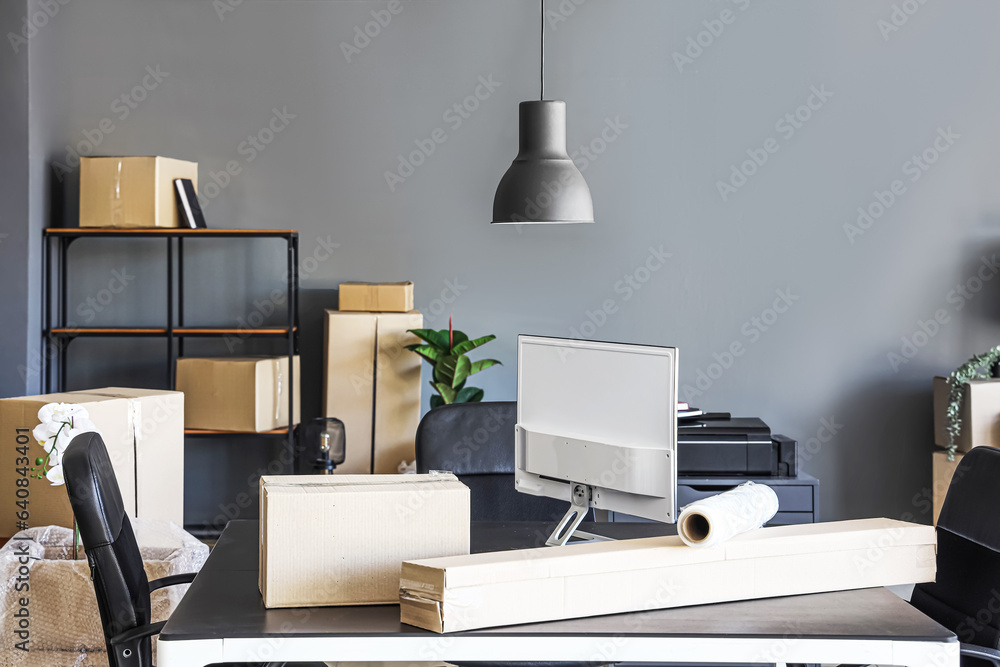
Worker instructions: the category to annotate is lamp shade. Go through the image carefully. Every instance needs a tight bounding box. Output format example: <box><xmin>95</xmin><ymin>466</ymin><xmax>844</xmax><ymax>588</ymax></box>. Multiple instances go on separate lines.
<box><xmin>492</xmin><ymin>101</ymin><xmax>594</xmax><ymax>224</ymax></box>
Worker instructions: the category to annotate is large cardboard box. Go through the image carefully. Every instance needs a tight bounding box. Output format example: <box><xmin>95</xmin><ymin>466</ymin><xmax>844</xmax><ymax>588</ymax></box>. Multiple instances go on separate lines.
<box><xmin>259</xmin><ymin>473</ymin><xmax>470</xmax><ymax>608</ymax></box>
<box><xmin>400</xmin><ymin>518</ymin><xmax>937</xmax><ymax>633</ymax></box>
<box><xmin>176</xmin><ymin>356</ymin><xmax>300</xmax><ymax>432</ymax></box>
<box><xmin>0</xmin><ymin>388</ymin><xmax>184</xmax><ymax>537</ymax></box>
<box><xmin>933</xmin><ymin>376</ymin><xmax>1000</xmax><ymax>452</ymax></box>
<box><xmin>339</xmin><ymin>282</ymin><xmax>415</xmax><ymax>312</ymax></box>
<box><xmin>80</xmin><ymin>156</ymin><xmax>198</xmax><ymax>228</ymax></box>
<box><xmin>932</xmin><ymin>448</ymin><xmax>970</xmax><ymax>525</ymax></box>
<box><xmin>323</xmin><ymin>310</ymin><xmax>422</xmax><ymax>473</ymax></box>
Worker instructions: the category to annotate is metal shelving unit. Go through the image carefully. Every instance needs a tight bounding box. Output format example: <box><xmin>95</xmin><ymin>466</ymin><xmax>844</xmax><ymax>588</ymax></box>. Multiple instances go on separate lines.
<box><xmin>40</xmin><ymin>227</ymin><xmax>300</xmax><ymax>457</ymax></box>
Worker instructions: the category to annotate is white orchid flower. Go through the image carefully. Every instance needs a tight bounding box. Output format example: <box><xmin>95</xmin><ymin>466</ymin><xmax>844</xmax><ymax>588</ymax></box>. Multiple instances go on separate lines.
<box><xmin>32</xmin><ymin>421</ymin><xmax>61</xmax><ymax>447</ymax></box>
<box><xmin>37</xmin><ymin>402</ymin><xmax>89</xmax><ymax>425</ymax></box>
<box><xmin>45</xmin><ymin>464</ymin><xmax>65</xmax><ymax>486</ymax></box>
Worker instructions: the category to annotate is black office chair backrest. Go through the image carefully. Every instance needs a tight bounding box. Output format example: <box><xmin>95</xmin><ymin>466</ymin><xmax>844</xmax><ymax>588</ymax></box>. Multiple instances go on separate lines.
<box><xmin>63</xmin><ymin>432</ymin><xmax>153</xmax><ymax>667</ymax></box>
<box><xmin>911</xmin><ymin>446</ymin><xmax>1000</xmax><ymax>650</ymax></box>
<box><xmin>415</xmin><ymin>401</ymin><xmax>590</xmax><ymax>522</ymax></box>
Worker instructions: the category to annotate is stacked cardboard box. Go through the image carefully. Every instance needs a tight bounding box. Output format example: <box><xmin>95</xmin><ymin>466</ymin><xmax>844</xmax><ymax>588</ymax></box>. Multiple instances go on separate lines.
<box><xmin>80</xmin><ymin>156</ymin><xmax>198</xmax><ymax>228</ymax></box>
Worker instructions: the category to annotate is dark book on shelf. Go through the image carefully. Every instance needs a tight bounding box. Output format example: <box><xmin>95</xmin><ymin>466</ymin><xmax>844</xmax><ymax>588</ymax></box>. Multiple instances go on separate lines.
<box><xmin>174</xmin><ymin>178</ymin><xmax>207</xmax><ymax>229</ymax></box>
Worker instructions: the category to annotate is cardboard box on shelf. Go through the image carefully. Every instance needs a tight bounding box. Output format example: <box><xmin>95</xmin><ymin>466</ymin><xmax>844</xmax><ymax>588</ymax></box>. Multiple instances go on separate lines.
<box><xmin>80</xmin><ymin>156</ymin><xmax>198</xmax><ymax>228</ymax></box>
<box><xmin>0</xmin><ymin>388</ymin><xmax>184</xmax><ymax>537</ymax></box>
<box><xmin>399</xmin><ymin>518</ymin><xmax>937</xmax><ymax>633</ymax></box>
<box><xmin>176</xmin><ymin>356</ymin><xmax>300</xmax><ymax>433</ymax></box>
<box><xmin>323</xmin><ymin>310</ymin><xmax>422</xmax><ymax>473</ymax></box>
<box><xmin>933</xmin><ymin>376</ymin><xmax>1000</xmax><ymax>452</ymax></box>
<box><xmin>339</xmin><ymin>282</ymin><xmax>414</xmax><ymax>312</ymax></box>
<box><xmin>259</xmin><ymin>473</ymin><xmax>469</xmax><ymax>608</ymax></box>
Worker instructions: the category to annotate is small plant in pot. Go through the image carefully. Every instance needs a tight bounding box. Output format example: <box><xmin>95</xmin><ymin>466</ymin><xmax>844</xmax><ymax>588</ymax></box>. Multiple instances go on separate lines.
<box><xmin>406</xmin><ymin>318</ymin><xmax>502</xmax><ymax>408</ymax></box>
<box><xmin>943</xmin><ymin>345</ymin><xmax>1000</xmax><ymax>459</ymax></box>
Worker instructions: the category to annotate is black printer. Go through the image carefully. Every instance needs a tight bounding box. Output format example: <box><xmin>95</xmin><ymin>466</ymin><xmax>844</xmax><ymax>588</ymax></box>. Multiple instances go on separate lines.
<box><xmin>677</xmin><ymin>415</ymin><xmax>796</xmax><ymax>477</ymax></box>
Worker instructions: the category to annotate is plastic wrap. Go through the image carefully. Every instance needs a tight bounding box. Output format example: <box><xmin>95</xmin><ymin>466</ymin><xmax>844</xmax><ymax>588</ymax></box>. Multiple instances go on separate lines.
<box><xmin>677</xmin><ymin>481</ymin><xmax>780</xmax><ymax>548</ymax></box>
<box><xmin>0</xmin><ymin>519</ymin><xmax>207</xmax><ymax>666</ymax></box>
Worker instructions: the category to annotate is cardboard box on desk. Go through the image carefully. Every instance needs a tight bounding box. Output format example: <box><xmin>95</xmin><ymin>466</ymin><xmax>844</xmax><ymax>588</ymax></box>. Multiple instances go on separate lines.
<box><xmin>0</xmin><ymin>388</ymin><xmax>184</xmax><ymax>537</ymax></box>
<box><xmin>80</xmin><ymin>156</ymin><xmax>198</xmax><ymax>228</ymax></box>
<box><xmin>323</xmin><ymin>310</ymin><xmax>422</xmax><ymax>473</ymax></box>
<box><xmin>176</xmin><ymin>356</ymin><xmax>300</xmax><ymax>433</ymax></box>
<box><xmin>259</xmin><ymin>473</ymin><xmax>470</xmax><ymax>608</ymax></box>
<box><xmin>933</xmin><ymin>376</ymin><xmax>1000</xmax><ymax>452</ymax></box>
<box><xmin>399</xmin><ymin>518</ymin><xmax>937</xmax><ymax>633</ymax></box>
<box><xmin>339</xmin><ymin>282</ymin><xmax>414</xmax><ymax>312</ymax></box>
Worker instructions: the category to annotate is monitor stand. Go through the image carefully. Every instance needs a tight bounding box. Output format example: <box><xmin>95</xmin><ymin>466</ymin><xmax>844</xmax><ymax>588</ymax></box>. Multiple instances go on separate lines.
<box><xmin>545</xmin><ymin>483</ymin><xmax>617</xmax><ymax>546</ymax></box>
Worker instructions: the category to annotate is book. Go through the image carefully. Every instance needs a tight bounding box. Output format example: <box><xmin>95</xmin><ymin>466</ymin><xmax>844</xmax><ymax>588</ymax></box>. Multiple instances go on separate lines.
<box><xmin>174</xmin><ymin>178</ymin><xmax>207</xmax><ymax>229</ymax></box>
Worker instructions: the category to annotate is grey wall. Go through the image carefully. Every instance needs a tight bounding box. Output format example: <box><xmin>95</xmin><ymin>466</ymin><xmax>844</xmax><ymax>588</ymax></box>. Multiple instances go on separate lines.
<box><xmin>17</xmin><ymin>0</ymin><xmax>1000</xmax><ymax>525</ymax></box>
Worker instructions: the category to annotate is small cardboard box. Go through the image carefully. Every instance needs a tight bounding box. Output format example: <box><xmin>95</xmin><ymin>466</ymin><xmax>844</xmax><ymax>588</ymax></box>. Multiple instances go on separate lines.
<box><xmin>176</xmin><ymin>356</ymin><xmax>300</xmax><ymax>432</ymax></box>
<box><xmin>80</xmin><ymin>156</ymin><xmax>198</xmax><ymax>228</ymax></box>
<box><xmin>323</xmin><ymin>310</ymin><xmax>422</xmax><ymax>473</ymax></box>
<box><xmin>0</xmin><ymin>388</ymin><xmax>184</xmax><ymax>537</ymax></box>
<box><xmin>259</xmin><ymin>473</ymin><xmax>470</xmax><ymax>608</ymax></box>
<box><xmin>400</xmin><ymin>518</ymin><xmax>937</xmax><ymax>633</ymax></box>
<box><xmin>339</xmin><ymin>282</ymin><xmax>414</xmax><ymax>312</ymax></box>
<box><xmin>933</xmin><ymin>376</ymin><xmax>1000</xmax><ymax>452</ymax></box>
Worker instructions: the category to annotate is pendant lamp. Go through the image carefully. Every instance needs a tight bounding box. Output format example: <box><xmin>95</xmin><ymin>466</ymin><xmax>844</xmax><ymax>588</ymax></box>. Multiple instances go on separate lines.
<box><xmin>491</xmin><ymin>0</ymin><xmax>594</xmax><ymax>224</ymax></box>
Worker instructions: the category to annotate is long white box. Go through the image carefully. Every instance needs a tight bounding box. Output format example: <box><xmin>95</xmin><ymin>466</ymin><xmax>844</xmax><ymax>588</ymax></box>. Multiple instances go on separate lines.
<box><xmin>399</xmin><ymin>518</ymin><xmax>936</xmax><ymax>633</ymax></box>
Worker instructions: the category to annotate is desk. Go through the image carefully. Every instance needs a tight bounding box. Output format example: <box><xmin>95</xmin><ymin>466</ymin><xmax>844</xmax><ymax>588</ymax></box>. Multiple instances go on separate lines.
<box><xmin>158</xmin><ymin>520</ymin><xmax>957</xmax><ymax>667</ymax></box>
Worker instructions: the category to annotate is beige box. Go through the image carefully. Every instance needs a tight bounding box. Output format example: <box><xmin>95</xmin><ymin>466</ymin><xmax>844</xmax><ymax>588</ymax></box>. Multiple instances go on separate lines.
<box><xmin>80</xmin><ymin>156</ymin><xmax>198</xmax><ymax>228</ymax></box>
<box><xmin>176</xmin><ymin>356</ymin><xmax>300</xmax><ymax>433</ymax></box>
<box><xmin>400</xmin><ymin>518</ymin><xmax>937</xmax><ymax>633</ymax></box>
<box><xmin>932</xmin><ymin>448</ymin><xmax>974</xmax><ymax>525</ymax></box>
<box><xmin>323</xmin><ymin>310</ymin><xmax>422</xmax><ymax>473</ymax></box>
<box><xmin>259</xmin><ymin>473</ymin><xmax>470</xmax><ymax>608</ymax></box>
<box><xmin>0</xmin><ymin>388</ymin><xmax>184</xmax><ymax>537</ymax></box>
<box><xmin>933</xmin><ymin>376</ymin><xmax>1000</xmax><ymax>452</ymax></box>
<box><xmin>339</xmin><ymin>282</ymin><xmax>414</xmax><ymax>312</ymax></box>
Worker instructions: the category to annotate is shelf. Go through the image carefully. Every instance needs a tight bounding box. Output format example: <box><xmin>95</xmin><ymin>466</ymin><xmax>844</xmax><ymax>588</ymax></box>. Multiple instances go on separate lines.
<box><xmin>185</xmin><ymin>427</ymin><xmax>292</xmax><ymax>436</ymax></box>
<box><xmin>44</xmin><ymin>227</ymin><xmax>298</xmax><ymax>238</ymax></box>
<box><xmin>47</xmin><ymin>326</ymin><xmax>296</xmax><ymax>338</ymax></box>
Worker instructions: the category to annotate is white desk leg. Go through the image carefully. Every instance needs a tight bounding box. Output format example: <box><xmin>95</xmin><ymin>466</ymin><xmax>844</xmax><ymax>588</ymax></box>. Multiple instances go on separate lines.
<box><xmin>156</xmin><ymin>638</ymin><xmax>224</xmax><ymax>667</ymax></box>
<box><xmin>893</xmin><ymin>639</ymin><xmax>961</xmax><ymax>667</ymax></box>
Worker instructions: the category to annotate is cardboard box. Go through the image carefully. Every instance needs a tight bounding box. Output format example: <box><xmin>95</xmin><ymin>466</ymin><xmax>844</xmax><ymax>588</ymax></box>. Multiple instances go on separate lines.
<box><xmin>399</xmin><ymin>518</ymin><xmax>936</xmax><ymax>633</ymax></box>
<box><xmin>323</xmin><ymin>310</ymin><xmax>422</xmax><ymax>473</ymax></box>
<box><xmin>176</xmin><ymin>356</ymin><xmax>300</xmax><ymax>433</ymax></box>
<box><xmin>339</xmin><ymin>282</ymin><xmax>414</xmax><ymax>312</ymax></box>
<box><xmin>933</xmin><ymin>376</ymin><xmax>1000</xmax><ymax>452</ymax></box>
<box><xmin>932</xmin><ymin>448</ymin><xmax>966</xmax><ymax>525</ymax></box>
<box><xmin>80</xmin><ymin>156</ymin><xmax>198</xmax><ymax>228</ymax></box>
<box><xmin>0</xmin><ymin>388</ymin><xmax>184</xmax><ymax>537</ymax></box>
<box><xmin>259</xmin><ymin>473</ymin><xmax>470</xmax><ymax>608</ymax></box>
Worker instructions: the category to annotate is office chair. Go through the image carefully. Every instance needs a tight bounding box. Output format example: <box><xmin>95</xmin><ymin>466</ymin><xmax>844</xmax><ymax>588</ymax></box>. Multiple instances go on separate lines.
<box><xmin>63</xmin><ymin>432</ymin><xmax>324</xmax><ymax>667</ymax></box>
<box><xmin>910</xmin><ymin>446</ymin><xmax>1000</xmax><ymax>667</ymax></box>
<box><xmin>415</xmin><ymin>401</ymin><xmax>592</xmax><ymax>522</ymax></box>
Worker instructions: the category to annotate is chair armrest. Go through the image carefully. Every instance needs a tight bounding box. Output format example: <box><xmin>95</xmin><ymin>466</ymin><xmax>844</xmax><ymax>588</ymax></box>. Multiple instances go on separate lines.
<box><xmin>148</xmin><ymin>572</ymin><xmax>197</xmax><ymax>592</ymax></box>
<box><xmin>962</xmin><ymin>642</ymin><xmax>1000</xmax><ymax>666</ymax></box>
<box><xmin>109</xmin><ymin>620</ymin><xmax>166</xmax><ymax>647</ymax></box>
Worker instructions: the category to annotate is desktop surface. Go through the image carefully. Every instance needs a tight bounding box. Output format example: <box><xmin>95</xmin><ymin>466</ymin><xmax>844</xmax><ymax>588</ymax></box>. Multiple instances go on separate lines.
<box><xmin>160</xmin><ymin>520</ymin><xmax>954</xmax><ymax>644</ymax></box>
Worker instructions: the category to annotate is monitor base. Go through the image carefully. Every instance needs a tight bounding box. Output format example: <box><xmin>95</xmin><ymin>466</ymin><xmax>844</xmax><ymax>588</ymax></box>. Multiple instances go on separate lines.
<box><xmin>545</xmin><ymin>483</ymin><xmax>617</xmax><ymax>546</ymax></box>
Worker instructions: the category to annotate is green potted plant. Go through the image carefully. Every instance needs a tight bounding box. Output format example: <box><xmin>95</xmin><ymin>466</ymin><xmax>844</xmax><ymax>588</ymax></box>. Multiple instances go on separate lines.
<box><xmin>406</xmin><ymin>317</ymin><xmax>502</xmax><ymax>408</ymax></box>
<box><xmin>942</xmin><ymin>346</ymin><xmax>1000</xmax><ymax>459</ymax></box>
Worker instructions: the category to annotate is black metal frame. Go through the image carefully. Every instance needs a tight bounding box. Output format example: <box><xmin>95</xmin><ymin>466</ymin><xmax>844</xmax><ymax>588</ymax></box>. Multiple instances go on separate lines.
<box><xmin>40</xmin><ymin>228</ymin><xmax>301</xmax><ymax>464</ymax></box>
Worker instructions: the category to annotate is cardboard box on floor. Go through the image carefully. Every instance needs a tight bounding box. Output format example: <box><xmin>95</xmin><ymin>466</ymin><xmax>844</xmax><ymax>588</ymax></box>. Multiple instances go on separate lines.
<box><xmin>176</xmin><ymin>356</ymin><xmax>300</xmax><ymax>432</ymax></box>
<box><xmin>80</xmin><ymin>156</ymin><xmax>198</xmax><ymax>228</ymax></box>
<box><xmin>323</xmin><ymin>310</ymin><xmax>422</xmax><ymax>473</ymax></box>
<box><xmin>259</xmin><ymin>473</ymin><xmax>470</xmax><ymax>608</ymax></box>
<box><xmin>399</xmin><ymin>518</ymin><xmax>937</xmax><ymax>633</ymax></box>
<box><xmin>0</xmin><ymin>388</ymin><xmax>184</xmax><ymax>537</ymax></box>
<box><xmin>933</xmin><ymin>376</ymin><xmax>1000</xmax><ymax>452</ymax></box>
<box><xmin>339</xmin><ymin>282</ymin><xmax>414</xmax><ymax>312</ymax></box>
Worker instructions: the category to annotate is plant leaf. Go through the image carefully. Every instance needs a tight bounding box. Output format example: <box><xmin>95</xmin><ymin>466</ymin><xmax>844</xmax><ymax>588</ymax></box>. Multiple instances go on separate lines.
<box><xmin>430</xmin><ymin>394</ymin><xmax>445</xmax><ymax>409</ymax></box>
<box><xmin>450</xmin><ymin>330</ymin><xmax>469</xmax><ymax>350</ymax></box>
<box><xmin>434</xmin><ymin>382</ymin><xmax>457</xmax><ymax>404</ymax></box>
<box><xmin>452</xmin><ymin>335</ymin><xmax>496</xmax><ymax>356</ymax></box>
<box><xmin>452</xmin><ymin>355</ymin><xmax>472</xmax><ymax>388</ymax></box>
<box><xmin>455</xmin><ymin>386</ymin><xmax>484</xmax><ymax>403</ymax></box>
<box><xmin>407</xmin><ymin>328</ymin><xmax>450</xmax><ymax>351</ymax></box>
<box><xmin>469</xmin><ymin>359</ymin><xmax>502</xmax><ymax>375</ymax></box>
<box><xmin>408</xmin><ymin>345</ymin><xmax>442</xmax><ymax>362</ymax></box>
<box><xmin>435</xmin><ymin>354</ymin><xmax>459</xmax><ymax>386</ymax></box>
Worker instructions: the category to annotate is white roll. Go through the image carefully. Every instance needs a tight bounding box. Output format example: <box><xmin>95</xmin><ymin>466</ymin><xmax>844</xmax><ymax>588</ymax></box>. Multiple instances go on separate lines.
<box><xmin>677</xmin><ymin>481</ymin><xmax>780</xmax><ymax>548</ymax></box>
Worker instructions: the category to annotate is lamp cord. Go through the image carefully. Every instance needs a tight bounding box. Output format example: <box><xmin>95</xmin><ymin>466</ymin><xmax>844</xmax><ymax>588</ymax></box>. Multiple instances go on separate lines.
<box><xmin>540</xmin><ymin>0</ymin><xmax>544</xmax><ymax>100</ymax></box>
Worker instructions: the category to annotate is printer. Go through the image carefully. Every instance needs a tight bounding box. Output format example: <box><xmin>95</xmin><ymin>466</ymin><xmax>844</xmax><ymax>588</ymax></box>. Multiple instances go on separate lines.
<box><xmin>677</xmin><ymin>415</ymin><xmax>797</xmax><ymax>477</ymax></box>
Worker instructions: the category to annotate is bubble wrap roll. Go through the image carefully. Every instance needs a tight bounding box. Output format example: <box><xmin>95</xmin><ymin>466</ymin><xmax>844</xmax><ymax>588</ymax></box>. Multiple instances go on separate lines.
<box><xmin>678</xmin><ymin>481</ymin><xmax>780</xmax><ymax>548</ymax></box>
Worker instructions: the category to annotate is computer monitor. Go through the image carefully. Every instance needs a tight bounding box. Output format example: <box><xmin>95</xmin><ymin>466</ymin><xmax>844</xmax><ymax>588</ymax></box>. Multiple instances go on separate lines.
<box><xmin>514</xmin><ymin>335</ymin><xmax>679</xmax><ymax>545</ymax></box>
